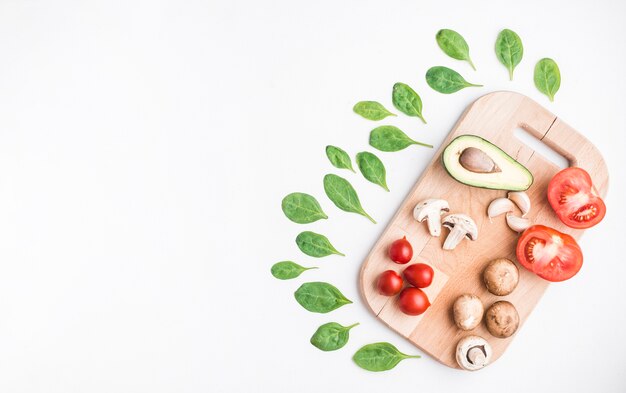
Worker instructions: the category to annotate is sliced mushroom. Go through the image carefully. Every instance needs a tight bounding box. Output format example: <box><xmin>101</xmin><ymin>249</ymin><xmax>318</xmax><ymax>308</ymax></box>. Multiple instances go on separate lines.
<box><xmin>413</xmin><ymin>199</ymin><xmax>450</xmax><ymax>237</ymax></box>
<box><xmin>453</xmin><ymin>294</ymin><xmax>484</xmax><ymax>330</ymax></box>
<box><xmin>505</xmin><ymin>214</ymin><xmax>531</xmax><ymax>232</ymax></box>
<box><xmin>442</xmin><ymin>214</ymin><xmax>478</xmax><ymax>250</ymax></box>
<box><xmin>508</xmin><ymin>191</ymin><xmax>531</xmax><ymax>217</ymax></box>
<box><xmin>456</xmin><ymin>336</ymin><xmax>493</xmax><ymax>371</ymax></box>
<box><xmin>487</xmin><ymin>198</ymin><xmax>516</xmax><ymax>220</ymax></box>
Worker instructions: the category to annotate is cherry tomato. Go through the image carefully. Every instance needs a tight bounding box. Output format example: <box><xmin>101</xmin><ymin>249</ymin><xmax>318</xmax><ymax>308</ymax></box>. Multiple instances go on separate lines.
<box><xmin>398</xmin><ymin>287</ymin><xmax>430</xmax><ymax>316</ymax></box>
<box><xmin>376</xmin><ymin>270</ymin><xmax>403</xmax><ymax>296</ymax></box>
<box><xmin>403</xmin><ymin>263</ymin><xmax>434</xmax><ymax>288</ymax></box>
<box><xmin>389</xmin><ymin>236</ymin><xmax>413</xmax><ymax>264</ymax></box>
<box><xmin>516</xmin><ymin>225</ymin><xmax>583</xmax><ymax>282</ymax></box>
<box><xmin>547</xmin><ymin>167</ymin><xmax>606</xmax><ymax>229</ymax></box>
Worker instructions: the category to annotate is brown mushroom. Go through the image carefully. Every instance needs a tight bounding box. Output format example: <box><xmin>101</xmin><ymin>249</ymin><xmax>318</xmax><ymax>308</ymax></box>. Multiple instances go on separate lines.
<box><xmin>483</xmin><ymin>258</ymin><xmax>519</xmax><ymax>296</ymax></box>
<box><xmin>485</xmin><ymin>301</ymin><xmax>519</xmax><ymax>338</ymax></box>
<box><xmin>453</xmin><ymin>294</ymin><xmax>484</xmax><ymax>331</ymax></box>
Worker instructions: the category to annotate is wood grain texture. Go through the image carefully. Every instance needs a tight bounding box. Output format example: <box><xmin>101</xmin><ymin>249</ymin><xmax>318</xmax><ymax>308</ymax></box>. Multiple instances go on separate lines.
<box><xmin>358</xmin><ymin>91</ymin><xmax>609</xmax><ymax>370</ymax></box>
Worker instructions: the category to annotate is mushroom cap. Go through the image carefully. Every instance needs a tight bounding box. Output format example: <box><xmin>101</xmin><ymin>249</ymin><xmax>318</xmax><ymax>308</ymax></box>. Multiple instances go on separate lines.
<box><xmin>455</xmin><ymin>335</ymin><xmax>493</xmax><ymax>371</ymax></box>
<box><xmin>485</xmin><ymin>301</ymin><xmax>520</xmax><ymax>338</ymax></box>
<box><xmin>413</xmin><ymin>199</ymin><xmax>450</xmax><ymax>222</ymax></box>
<box><xmin>442</xmin><ymin>213</ymin><xmax>478</xmax><ymax>241</ymax></box>
<box><xmin>483</xmin><ymin>258</ymin><xmax>519</xmax><ymax>296</ymax></box>
<box><xmin>453</xmin><ymin>294</ymin><xmax>484</xmax><ymax>331</ymax></box>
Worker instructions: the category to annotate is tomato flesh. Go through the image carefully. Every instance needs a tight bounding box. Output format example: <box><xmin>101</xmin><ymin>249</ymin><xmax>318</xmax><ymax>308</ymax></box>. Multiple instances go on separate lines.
<box><xmin>516</xmin><ymin>225</ymin><xmax>583</xmax><ymax>282</ymax></box>
<box><xmin>547</xmin><ymin>167</ymin><xmax>606</xmax><ymax>229</ymax></box>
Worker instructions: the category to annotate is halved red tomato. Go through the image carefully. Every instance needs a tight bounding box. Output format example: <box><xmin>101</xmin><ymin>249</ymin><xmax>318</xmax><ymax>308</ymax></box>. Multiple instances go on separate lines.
<box><xmin>516</xmin><ymin>225</ymin><xmax>583</xmax><ymax>282</ymax></box>
<box><xmin>547</xmin><ymin>167</ymin><xmax>606</xmax><ymax>229</ymax></box>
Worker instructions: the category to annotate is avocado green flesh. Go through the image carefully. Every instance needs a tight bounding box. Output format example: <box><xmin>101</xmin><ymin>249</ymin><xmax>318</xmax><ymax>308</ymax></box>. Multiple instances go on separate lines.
<box><xmin>442</xmin><ymin>135</ymin><xmax>533</xmax><ymax>191</ymax></box>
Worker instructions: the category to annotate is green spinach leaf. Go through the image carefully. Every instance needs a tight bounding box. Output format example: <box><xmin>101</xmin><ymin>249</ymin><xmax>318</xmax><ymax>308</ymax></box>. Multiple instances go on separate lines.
<box><xmin>425</xmin><ymin>66</ymin><xmax>482</xmax><ymax>94</ymax></box>
<box><xmin>534</xmin><ymin>58</ymin><xmax>561</xmax><ymax>102</ymax></box>
<box><xmin>296</xmin><ymin>231</ymin><xmax>344</xmax><ymax>257</ymax></box>
<box><xmin>369</xmin><ymin>126</ymin><xmax>432</xmax><ymax>152</ymax></box>
<box><xmin>353</xmin><ymin>101</ymin><xmax>396</xmax><ymax>121</ymax></box>
<box><xmin>294</xmin><ymin>282</ymin><xmax>352</xmax><ymax>313</ymax></box>
<box><xmin>392</xmin><ymin>83</ymin><xmax>426</xmax><ymax>123</ymax></box>
<box><xmin>436</xmin><ymin>29</ymin><xmax>475</xmax><ymax>70</ymax></box>
<box><xmin>281</xmin><ymin>192</ymin><xmax>328</xmax><ymax>224</ymax></box>
<box><xmin>356</xmin><ymin>152</ymin><xmax>389</xmax><ymax>191</ymax></box>
<box><xmin>271</xmin><ymin>261</ymin><xmax>317</xmax><ymax>280</ymax></box>
<box><xmin>310</xmin><ymin>322</ymin><xmax>359</xmax><ymax>351</ymax></box>
<box><xmin>353</xmin><ymin>342</ymin><xmax>420</xmax><ymax>372</ymax></box>
<box><xmin>325</xmin><ymin>145</ymin><xmax>355</xmax><ymax>173</ymax></box>
<box><xmin>323</xmin><ymin>174</ymin><xmax>376</xmax><ymax>223</ymax></box>
<box><xmin>495</xmin><ymin>29</ymin><xmax>523</xmax><ymax>80</ymax></box>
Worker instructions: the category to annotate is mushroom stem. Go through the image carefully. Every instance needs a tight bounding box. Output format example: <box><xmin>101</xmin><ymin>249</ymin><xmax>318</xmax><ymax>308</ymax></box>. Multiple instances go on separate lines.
<box><xmin>427</xmin><ymin>214</ymin><xmax>443</xmax><ymax>237</ymax></box>
<box><xmin>468</xmin><ymin>347</ymin><xmax>486</xmax><ymax>366</ymax></box>
<box><xmin>443</xmin><ymin>227</ymin><xmax>465</xmax><ymax>250</ymax></box>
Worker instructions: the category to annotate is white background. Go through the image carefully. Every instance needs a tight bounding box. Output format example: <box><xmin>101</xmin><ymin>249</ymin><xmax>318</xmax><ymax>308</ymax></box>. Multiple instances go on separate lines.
<box><xmin>0</xmin><ymin>0</ymin><xmax>624</xmax><ymax>392</ymax></box>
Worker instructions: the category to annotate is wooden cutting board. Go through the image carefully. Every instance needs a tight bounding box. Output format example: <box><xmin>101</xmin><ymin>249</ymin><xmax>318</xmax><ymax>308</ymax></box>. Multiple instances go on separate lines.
<box><xmin>358</xmin><ymin>91</ymin><xmax>609</xmax><ymax>370</ymax></box>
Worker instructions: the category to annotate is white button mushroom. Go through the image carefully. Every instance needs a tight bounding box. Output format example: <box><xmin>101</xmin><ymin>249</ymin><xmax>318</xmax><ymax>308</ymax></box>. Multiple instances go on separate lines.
<box><xmin>441</xmin><ymin>214</ymin><xmax>478</xmax><ymax>250</ymax></box>
<box><xmin>455</xmin><ymin>335</ymin><xmax>493</xmax><ymax>371</ymax></box>
<box><xmin>453</xmin><ymin>294</ymin><xmax>484</xmax><ymax>331</ymax></box>
<box><xmin>413</xmin><ymin>199</ymin><xmax>450</xmax><ymax>237</ymax></box>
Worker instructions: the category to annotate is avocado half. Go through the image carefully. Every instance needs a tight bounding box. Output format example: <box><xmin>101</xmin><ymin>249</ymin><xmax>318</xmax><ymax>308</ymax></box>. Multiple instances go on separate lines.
<box><xmin>442</xmin><ymin>135</ymin><xmax>533</xmax><ymax>191</ymax></box>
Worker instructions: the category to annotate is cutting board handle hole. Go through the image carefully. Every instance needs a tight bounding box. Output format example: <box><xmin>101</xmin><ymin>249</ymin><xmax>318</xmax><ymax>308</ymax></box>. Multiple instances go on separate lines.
<box><xmin>514</xmin><ymin>127</ymin><xmax>569</xmax><ymax>169</ymax></box>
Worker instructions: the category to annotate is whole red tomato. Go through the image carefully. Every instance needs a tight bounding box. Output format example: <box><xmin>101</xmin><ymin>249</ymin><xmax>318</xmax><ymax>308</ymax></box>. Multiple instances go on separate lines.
<box><xmin>547</xmin><ymin>167</ymin><xmax>606</xmax><ymax>229</ymax></box>
<box><xmin>516</xmin><ymin>225</ymin><xmax>583</xmax><ymax>282</ymax></box>
<box><xmin>389</xmin><ymin>236</ymin><xmax>413</xmax><ymax>264</ymax></box>
<box><xmin>398</xmin><ymin>287</ymin><xmax>430</xmax><ymax>316</ymax></box>
<box><xmin>376</xmin><ymin>270</ymin><xmax>403</xmax><ymax>296</ymax></box>
<box><xmin>403</xmin><ymin>263</ymin><xmax>434</xmax><ymax>288</ymax></box>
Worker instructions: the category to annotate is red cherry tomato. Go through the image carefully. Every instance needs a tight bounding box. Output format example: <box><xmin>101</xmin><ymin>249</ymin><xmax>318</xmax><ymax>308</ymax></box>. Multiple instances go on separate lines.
<box><xmin>516</xmin><ymin>225</ymin><xmax>583</xmax><ymax>282</ymax></box>
<box><xmin>547</xmin><ymin>167</ymin><xmax>606</xmax><ymax>229</ymax></box>
<box><xmin>376</xmin><ymin>270</ymin><xmax>403</xmax><ymax>296</ymax></box>
<box><xmin>403</xmin><ymin>263</ymin><xmax>434</xmax><ymax>288</ymax></box>
<box><xmin>398</xmin><ymin>287</ymin><xmax>430</xmax><ymax>316</ymax></box>
<box><xmin>389</xmin><ymin>236</ymin><xmax>413</xmax><ymax>264</ymax></box>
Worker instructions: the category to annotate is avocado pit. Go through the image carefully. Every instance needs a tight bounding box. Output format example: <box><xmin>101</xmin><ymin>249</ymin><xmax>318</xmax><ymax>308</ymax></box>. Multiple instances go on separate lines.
<box><xmin>459</xmin><ymin>147</ymin><xmax>501</xmax><ymax>173</ymax></box>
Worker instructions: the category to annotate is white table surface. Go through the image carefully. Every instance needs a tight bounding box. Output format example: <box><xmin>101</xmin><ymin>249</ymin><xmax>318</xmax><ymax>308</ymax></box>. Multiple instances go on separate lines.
<box><xmin>0</xmin><ymin>0</ymin><xmax>624</xmax><ymax>392</ymax></box>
